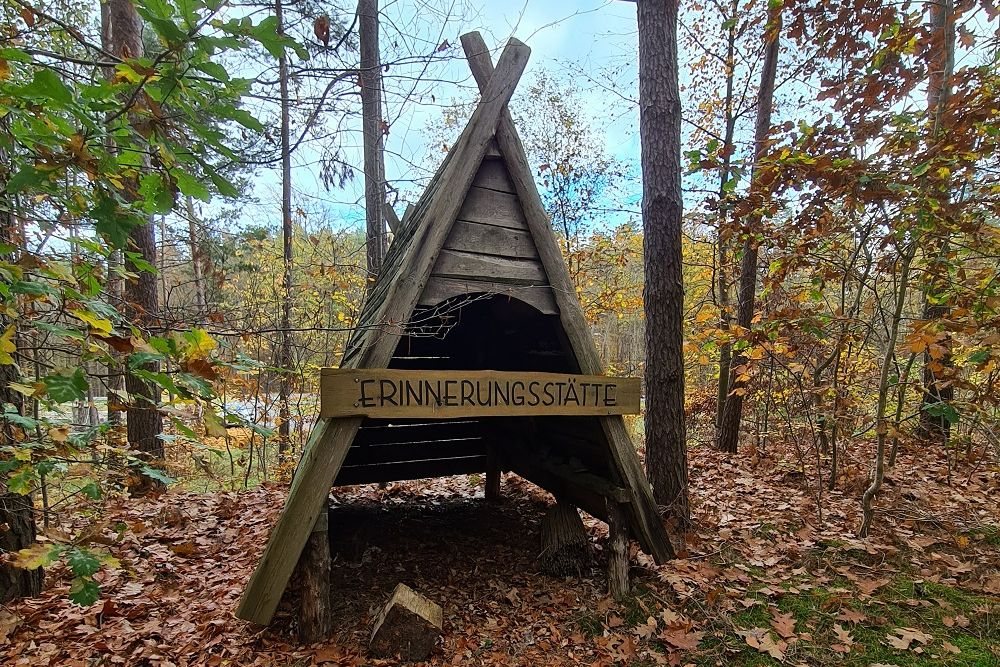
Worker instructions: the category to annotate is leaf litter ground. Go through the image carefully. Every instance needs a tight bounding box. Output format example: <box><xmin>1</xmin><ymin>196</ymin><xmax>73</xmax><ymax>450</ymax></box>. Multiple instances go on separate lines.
<box><xmin>1</xmin><ymin>444</ymin><xmax>997</xmax><ymax>666</ymax></box>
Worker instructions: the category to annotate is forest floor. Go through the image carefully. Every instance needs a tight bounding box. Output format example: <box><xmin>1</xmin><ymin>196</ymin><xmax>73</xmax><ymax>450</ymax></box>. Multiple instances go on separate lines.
<box><xmin>1</xmin><ymin>443</ymin><xmax>998</xmax><ymax>666</ymax></box>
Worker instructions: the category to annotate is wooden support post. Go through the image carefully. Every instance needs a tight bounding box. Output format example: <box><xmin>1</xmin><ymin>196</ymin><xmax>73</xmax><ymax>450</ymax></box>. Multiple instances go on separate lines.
<box><xmin>606</xmin><ymin>498</ymin><xmax>630</xmax><ymax>601</ymax></box>
<box><xmin>539</xmin><ymin>502</ymin><xmax>591</xmax><ymax>576</ymax></box>
<box><xmin>294</xmin><ymin>507</ymin><xmax>332</xmax><ymax>642</ymax></box>
<box><xmin>485</xmin><ymin>444</ymin><xmax>500</xmax><ymax>501</ymax></box>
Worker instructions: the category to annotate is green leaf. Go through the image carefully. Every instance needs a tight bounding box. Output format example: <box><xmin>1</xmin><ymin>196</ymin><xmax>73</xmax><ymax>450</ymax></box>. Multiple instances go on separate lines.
<box><xmin>41</xmin><ymin>368</ymin><xmax>88</xmax><ymax>403</ymax></box>
<box><xmin>139</xmin><ymin>173</ymin><xmax>175</xmax><ymax>214</ymax></box>
<box><xmin>174</xmin><ymin>170</ymin><xmax>211</xmax><ymax>201</ymax></box>
<box><xmin>66</xmin><ymin>548</ymin><xmax>102</xmax><ymax>577</ymax></box>
<box><xmin>968</xmin><ymin>349</ymin><xmax>990</xmax><ymax>364</ymax></box>
<box><xmin>68</xmin><ymin>577</ymin><xmax>101</xmax><ymax>607</ymax></box>
<box><xmin>138</xmin><ymin>464</ymin><xmax>174</xmax><ymax>486</ymax></box>
<box><xmin>912</xmin><ymin>162</ymin><xmax>931</xmax><ymax>177</ymax></box>
<box><xmin>194</xmin><ymin>61</ymin><xmax>230</xmax><ymax>82</ymax></box>
<box><xmin>92</xmin><ymin>191</ymin><xmax>141</xmax><ymax>249</ymax></box>
<box><xmin>18</xmin><ymin>69</ymin><xmax>73</xmax><ymax>104</ymax></box>
<box><xmin>80</xmin><ymin>480</ymin><xmax>102</xmax><ymax>500</ymax></box>
<box><xmin>7</xmin><ymin>465</ymin><xmax>35</xmax><ymax>494</ymax></box>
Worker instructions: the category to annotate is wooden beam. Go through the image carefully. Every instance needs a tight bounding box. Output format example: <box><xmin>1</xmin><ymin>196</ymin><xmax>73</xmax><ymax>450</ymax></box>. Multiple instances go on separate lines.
<box><xmin>384</xmin><ymin>204</ymin><xmax>401</xmax><ymax>232</ymax></box>
<box><xmin>419</xmin><ymin>277</ymin><xmax>558</xmax><ymax>315</ymax></box>
<box><xmin>334</xmin><ymin>455</ymin><xmax>487</xmax><ymax>486</ymax></box>
<box><xmin>319</xmin><ymin>369</ymin><xmax>641</xmax><ymax>419</ymax></box>
<box><xmin>460</xmin><ymin>31</ymin><xmax>674</xmax><ymax>563</ymax></box>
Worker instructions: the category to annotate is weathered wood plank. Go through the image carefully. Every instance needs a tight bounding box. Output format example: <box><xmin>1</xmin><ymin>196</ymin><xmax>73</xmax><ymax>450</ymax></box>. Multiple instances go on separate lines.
<box><xmin>334</xmin><ymin>455</ymin><xmax>488</xmax><ymax>486</ymax></box>
<box><xmin>354</xmin><ymin>419</ymin><xmax>481</xmax><ymax>446</ymax></box>
<box><xmin>344</xmin><ymin>438</ymin><xmax>486</xmax><ymax>466</ymax></box>
<box><xmin>456</xmin><ymin>187</ymin><xmax>527</xmax><ymax>229</ymax></box>
<box><xmin>384</xmin><ymin>204</ymin><xmax>401</xmax><ymax>232</ymax></box>
<box><xmin>444</xmin><ymin>220</ymin><xmax>538</xmax><ymax>259</ymax></box>
<box><xmin>320</xmin><ymin>369</ymin><xmax>641</xmax><ymax>419</ymax></box>
<box><xmin>419</xmin><ymin>276</ymin><xmax>558</xmax><ymax>315</ymax></box>
<box><xmin>236</xmin><ymin>416</ymin><xmax>359</xmax><ymax>624</ymax></box>
<box><xmin>433</xmin><ymin>248</ymin><xmax>545</xmax><ymax>284</ymax></box>
<box><xmin>473</xmin><ymin>159</ymin><xmax>516</xmax><ymax>193</ymax></box>
<box><xmin>461</xmin><ymin>31</ymin><xmax>674</xmax><ymax>564</ymax></box>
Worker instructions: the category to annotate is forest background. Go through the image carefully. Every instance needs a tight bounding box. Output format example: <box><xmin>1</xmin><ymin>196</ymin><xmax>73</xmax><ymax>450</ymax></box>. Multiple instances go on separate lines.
<box><xmin>1</xmin><ymin>0</ymin><xmax>999</xmax><ymax>664</ymax></box>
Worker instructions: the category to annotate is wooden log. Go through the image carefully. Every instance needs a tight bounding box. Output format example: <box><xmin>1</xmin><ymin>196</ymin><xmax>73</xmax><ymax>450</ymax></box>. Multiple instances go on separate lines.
<box><xmin>370</xmin><ymin>583</ymin><xmax>443</xmax><ymax>661</ymax></box>
<box><xmin>606</xmin><ymin>499</ymin><xmax>630</xmax><ymax>601</ymax></box>
<box><xmin>539</xmin><ymin>502</ymin><xmax>591</xmax><ymax>577</ymax></box>
<box><xmin>419</xmin><ymin>277</ymin><xmax>558</xmax><ymax>315</ymax></box>
<box><xmin>293</xmin><ymin>509</ymin><xmax>332</xmax><ymax>642</ymax></box>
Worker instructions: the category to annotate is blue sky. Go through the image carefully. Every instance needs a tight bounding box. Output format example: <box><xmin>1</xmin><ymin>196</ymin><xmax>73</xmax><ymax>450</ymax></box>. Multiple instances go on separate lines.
<box><xmin>246</xmin><ymin>0</ymin><xmax>647</xmax><ymax>233</ymax></box>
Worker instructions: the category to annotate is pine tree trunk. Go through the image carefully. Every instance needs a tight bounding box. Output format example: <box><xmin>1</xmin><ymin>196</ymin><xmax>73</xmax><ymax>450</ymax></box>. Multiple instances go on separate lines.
<box><xmin>106</xmin><ymin>0</ymin><xmax>164</xmax><ymax>479</ymax></box>
<box><xmin>276</xmin><ymin>0</ymin><xmax>294</xmax><ymax>455</ymax></box>
<box><xmin>637</xmin><ymin>0</ymin><xmax>689</xmax><ymax>525</ymax></box>
<box><xmin>359</xmin><ymin>0</ymin><xmax>386</xmax><ymax>289</ymax></box>
<box><xmin>716</xmin><ymin>5</ymin><xmax>782</xmax><ymax>455</ymax></box>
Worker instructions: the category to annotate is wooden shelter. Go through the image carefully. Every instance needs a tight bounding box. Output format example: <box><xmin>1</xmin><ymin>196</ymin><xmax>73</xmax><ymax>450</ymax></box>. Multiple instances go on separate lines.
<box><xmin>237</xmin><ymin>33</ymin><xmax>673</xmax><ymax>630</ymax></box>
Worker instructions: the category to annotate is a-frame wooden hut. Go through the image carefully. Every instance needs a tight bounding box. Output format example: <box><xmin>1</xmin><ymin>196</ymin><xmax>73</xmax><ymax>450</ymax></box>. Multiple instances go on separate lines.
<box><xmin>237</xmin><ymin>33</ymin><xmax>673</xmax><ymax>629</ymax></box>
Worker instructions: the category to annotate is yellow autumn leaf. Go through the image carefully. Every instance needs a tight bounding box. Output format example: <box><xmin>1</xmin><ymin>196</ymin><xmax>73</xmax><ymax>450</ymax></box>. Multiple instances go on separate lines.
<box><xmin>71</xmin><ymin>309</ymin><xmax>113</xmax><ymax>334</ymax></box>
<box><xmin>14</xmin><ymin>543</ymin><xmax>59</xmax><ymax>570</ymax></box>
<box><xmin>184</xmin><ymin>328</ymin><xmax>217</xmax><ymax>360</ymax></box>
<box><xmin>0</xmin><ymin>58</ymin><xmax>10</xmax><ymax>80</ymax></box>
<box><xmin>0</xmin><ymin>324</ymin><xmax>15</xmax><ymax>365</ymax></box>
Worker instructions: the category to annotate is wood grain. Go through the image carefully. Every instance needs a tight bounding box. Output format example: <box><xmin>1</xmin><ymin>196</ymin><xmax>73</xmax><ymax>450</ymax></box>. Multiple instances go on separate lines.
<box><xmin>432</xmin><ymin>249</ymin><xmax>546</xmax><ymax>283</ymax></box>
<box><xmin>456</xmin><ymin>187</ymin><xmax>527</xmax><ymax>229</ymax></box>
<box><xmin>418</xmin><ymin>277</ymin><xmax>558</xmax><ymax>315</ymax></box>
<box><xmin>444</xmin><ymin>220</ymin><xmax>538</xmax><ymax>258</ymax></box>
<box><xmin>320</xmin><ymin>368</ymin><xmax>641</xmax><ymax>418</ymax></box>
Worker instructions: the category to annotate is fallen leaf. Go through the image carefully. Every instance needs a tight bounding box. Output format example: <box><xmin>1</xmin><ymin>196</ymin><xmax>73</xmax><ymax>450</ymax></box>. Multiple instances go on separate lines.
<box><xmin>769</xmin><ymin>609</ymin><xmax>796</xmax><ymax>639</ymax></box>
<box><xmin>739</xmin><ymin>627</ymin><xmax>786</xmax><ymax>661</ymax></box>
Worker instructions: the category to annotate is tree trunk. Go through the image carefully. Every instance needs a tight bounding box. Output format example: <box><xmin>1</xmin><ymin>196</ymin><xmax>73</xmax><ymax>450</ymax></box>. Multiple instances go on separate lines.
<box><xmin>359</xmin><ymin>0</ymin><xmax>387</xmax><ymax>290</ymax></box>
<box><xmin>716</xmin><ymin>5</ymin><xmax>782</xmax><ymax>455</ymax></box>
<box><xmin>106</xmin><ymin>0</ymin><xmax>164</xmax><ymax>482</ymax></box>
<box><xmin>860</xmin><ymin>244</ymin><xmax>916</xmax><ymax>537</ymax></box>
<box><xmin>917</xmin><ymin>0</ymin><xmax>955</xmax><ymax>443</ymax></box>
<box><xmin>637</xmin><ymin>0</ymin><xmax>689</xmax><ymax>525</ymax></box>
<box><xmin>0</xmin><ymin>151</ymin><xmax>43</xmax><ymax>603</ymax></box>
<box><xmin>276</xmin><ymin>0</ymin><xmax>294</xmax><ymax>455</ymax></box>
<box><xmin>101</xmin><ymin>1</ymin><xmax>122</xmax><ymax>425</ymax></box>
<box><xmin>185</xmin><ymin>196</ymin><xmax>207</xmax><ymax>317</ymax></box>
<box><xmin>715</xmin><ymin>0</ymin><xmax>739</xmax><ymax>433</ymax></box>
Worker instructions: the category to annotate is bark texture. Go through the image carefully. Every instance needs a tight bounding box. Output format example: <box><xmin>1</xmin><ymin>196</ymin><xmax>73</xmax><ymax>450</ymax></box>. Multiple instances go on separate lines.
<box><xmin>637</xmin><ymin>0</ymin><xmax>689</xmax><ymax>524</ymax></box>
<box><xmin>716</xmin><ymin>5</ymin><xmax>781</xmax><ymax>455</ymax></box>
<box><xmin>0</xmin><ymin>182</ymin><xmax>43</xmax><ymax>603</ymax></box>
<box><xmin>359</xmin><ymin>0</ymin><xmax>387</xmax><ymax>288</ymax></box>
<box><xmin>276</xmin><ymin>0</ymin><xmax>294</xmax><ymax>454</ymax></box>
<box><xmin>606</xmin><ymin>499</ymin><xmax>630</xmax><ymax>601</ymax></box>
<box><xmin>293</xmin><ymin>511</ymin><xmax>332</xmax><ymax>642</ymax></box>
<box><xmin>917</xmin><ymin>0</ymin><xmax>955</xmax><ymax>443</ymax></box>
<box><xmin>106</xmin><ymin>0</ymin><xmax>164</xmax><ymax>472</ymax></box>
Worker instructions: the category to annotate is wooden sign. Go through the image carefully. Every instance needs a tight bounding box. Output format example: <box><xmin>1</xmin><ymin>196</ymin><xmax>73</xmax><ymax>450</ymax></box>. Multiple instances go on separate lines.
<box><xmin>320</xmin><ymin>369</ymin><xmax>640</xmax><ymax>418</ymax></box>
